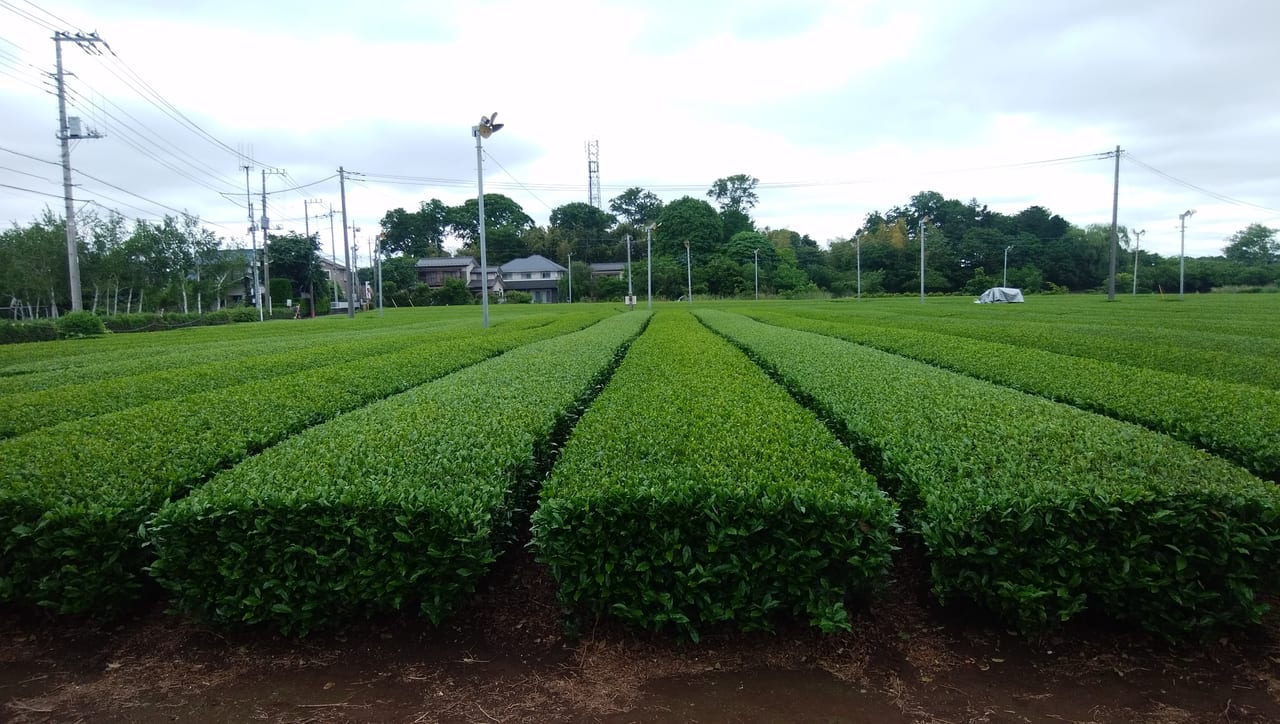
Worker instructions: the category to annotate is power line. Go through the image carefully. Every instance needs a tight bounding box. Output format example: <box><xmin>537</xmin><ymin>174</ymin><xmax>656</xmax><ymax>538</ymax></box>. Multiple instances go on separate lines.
<box><xmin>1124</xmin><ymin>153</ymin><xmax>1280</xmax><ymax>214</ymax></box>
<box><xmin>0</xmin><ymin>0</ymin><xmax>58</xmax><ymax>32</ymax></box>
<box><xmin>0</xmin><ymin>181</ymin><xmax>69</xmax><ymax>199</ymax></box>
<box><xmin>482</xmin><ymin>150</ymin><xmax>556</xmax><ymax>213</ymax></box>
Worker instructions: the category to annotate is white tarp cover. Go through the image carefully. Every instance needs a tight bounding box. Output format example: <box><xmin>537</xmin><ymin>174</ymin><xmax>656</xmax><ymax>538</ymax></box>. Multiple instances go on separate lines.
<box><xmin>976</xmin><ymin>287</ymin><xmax>1025</xmax><ymax>303</ymax></box>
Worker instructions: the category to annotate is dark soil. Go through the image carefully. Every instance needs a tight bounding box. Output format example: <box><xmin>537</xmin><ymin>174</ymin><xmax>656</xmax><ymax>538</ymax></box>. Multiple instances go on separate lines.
<box><xmin>3</xmin><ymin>547</ymin><xmax>1278</xmax><ymax>723</ymax></box>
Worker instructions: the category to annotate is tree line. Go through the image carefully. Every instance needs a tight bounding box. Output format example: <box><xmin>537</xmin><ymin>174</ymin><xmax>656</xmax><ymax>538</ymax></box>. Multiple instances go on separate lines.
<box><xmin>3</xmin><ymin>176</ymin><xmax>1278</xmax><ymax>318</ymax></box>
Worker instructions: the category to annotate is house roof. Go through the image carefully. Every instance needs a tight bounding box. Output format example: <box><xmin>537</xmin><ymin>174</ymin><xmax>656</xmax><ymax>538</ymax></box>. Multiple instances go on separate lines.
<box><xmin>417</xmin><ymin>256</ymin><xmax>475</xmax><ymax>269</ymax></box>
<box><xmin>500</xmin><ymin>254</ymin><xmax>566</xmax><ymax>273</ymax></box>
<box><xmin>503</xmin><ymin>279</ymin><xmax>560</xmax><ymax>291</ymax></box>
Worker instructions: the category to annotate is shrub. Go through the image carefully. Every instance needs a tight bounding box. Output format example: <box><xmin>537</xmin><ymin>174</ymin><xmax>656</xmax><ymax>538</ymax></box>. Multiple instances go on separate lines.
<box><xmin>146</xmin><ymin>312</ymin><xmax>648</xmax><ymax>634</ymax></box>
<box><xmin>532</xmin><ymin>311</ymin><xmax>896</xmax><ymax>640</ymax></box>
<box><xmin>0</xmin><ymin>320</ymin><xmax>57</xmax><ymax>344</ymax></box>
<box><xmin>0</xmin><ymin>310</ymin><xmax>612</xmax><ymax>617</ymax></box>
<box><xmin>505</xmin><ymin>291</ymin><xmax>533</xmax><ymax>304</ymax></box>
<box><xmin>697</xmin><ymin>309</ymin><xmax>1280</xmax><ymax>639</ymax></box>
<box><xmin>55</xmin><ymin>311</ymin><xmax>106</xmax><ymax>338</ymax></box>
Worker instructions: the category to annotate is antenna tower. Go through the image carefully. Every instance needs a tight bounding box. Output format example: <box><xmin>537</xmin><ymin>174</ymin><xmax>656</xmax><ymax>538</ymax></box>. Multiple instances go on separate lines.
<box><xmin>586</xmin><ymin>140</ymin><xmax>601</xmax><ymax>208</ymax></box>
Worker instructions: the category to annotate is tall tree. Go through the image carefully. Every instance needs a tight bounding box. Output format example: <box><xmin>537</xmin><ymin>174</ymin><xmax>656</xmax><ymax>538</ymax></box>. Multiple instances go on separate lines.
<box><xmin>447</xmin><ymin>194</ymin><xmax>534</xmax><ymax>244</ymax></box>
<box><xmin>549</xmin><ymin>202</ymin><xmax>617</xmax><ymax>261</ymax></box>
<box><xmin>1223</xmin><ymin>224</ymin><xmax>1278</xmax><ymax>265</ymax></box>
<box><xmin>707</xmin><ymin>174</ymin><xmax>759</xmax><ymax>213</ymax></box>
<box><xmin>607</xmin><ymin>187</ymin><xmax>665</xmax><ymax>226</ymax></box>
<box><xmin>654</xmin><ymin>196</ymin><xmax>723</xmax><ymax>258</ymax></box>
<box><xmin>380</xmin><ymin>199</ymin><xmax>450</xmax><ymax>258</ymax></box>
<box><xmin>265</xmin><ymin>231</ymin><xmax>323</xmax><ymax>299</ymax></box>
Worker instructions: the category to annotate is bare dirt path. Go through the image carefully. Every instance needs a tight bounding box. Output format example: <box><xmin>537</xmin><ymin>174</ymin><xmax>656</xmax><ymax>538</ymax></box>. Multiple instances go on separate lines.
<box><xmin>3</xmin><ymin>548</ymin><xmax>1277</xmax><ymax>723</ymax></box>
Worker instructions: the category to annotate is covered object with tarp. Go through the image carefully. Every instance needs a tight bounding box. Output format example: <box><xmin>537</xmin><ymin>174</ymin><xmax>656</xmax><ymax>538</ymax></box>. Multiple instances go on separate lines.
<box><xmin>976</xmin><ymin>287</ymin><xmax>1025</xmax><ymax>303</ymax></box>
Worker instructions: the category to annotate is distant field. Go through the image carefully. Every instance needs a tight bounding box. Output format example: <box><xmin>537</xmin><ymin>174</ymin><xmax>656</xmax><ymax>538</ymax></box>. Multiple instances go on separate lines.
<box><xmin>2</xmin><ymin>295</ymin><xmax>1277</xmax><ymax>640</ymax></box>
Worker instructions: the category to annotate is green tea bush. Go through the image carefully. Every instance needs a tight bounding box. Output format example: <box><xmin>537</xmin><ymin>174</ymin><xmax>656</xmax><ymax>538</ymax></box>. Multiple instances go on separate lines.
<box><xmin>0</xmin><ymin>320</ymin><xmax>57</xmax><ymax>344</ymax></box>
<box><xmin>0</xmin><ymin>310</ymin><xmax>610</xmax><ymax>617</ymax></box>
<box><xmin>748</xmin><ymin>310</ymin><xmax>1280</xmax><ymax>481</ymax></box>
<box><xmin>532</xmin><ymin>311</ymin><xmax>897</xmax><ymax>640</ymax></box>
<box><xmin>146</xmin><ymin>312</ymin><xmax>648</xmax><ymax>634</ymax></box>
<box><xmin>698</xmin><ymin>309</ymin><xmax>1280</xmax><ymax>639</ymax></box>
<box><xmin>54</xmin><ymin>311</ymin><xmax>106</xmax><ymax>338</ymax></box>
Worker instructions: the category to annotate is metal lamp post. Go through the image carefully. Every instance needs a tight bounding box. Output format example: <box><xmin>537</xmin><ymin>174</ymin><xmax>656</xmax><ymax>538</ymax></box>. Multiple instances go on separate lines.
<box><xmin>1179</xmin><ymin>210</ymin><xmax>1195</xmax><ymax>300</ymax></box>
<box><xmin>855</xmin><ymin>231</ymin><xmax>862</xmax><ymax>301</ymax></box>
<box><xmin>472</xmin><ymin>112</ymin><xmax>504</xmax><ymax>327</ymax></box>
<box><xmin>567</xmin><ymin>251</ymin><xmax>572</xmax><ymax>303</ymax></box>
<box><xmin>645</xmin><ymin>224</ymin><xmax>654</xmax><ymax>311</ymax></box>
<box><xmin>919</xmin><ymin>217</ymin><xmax>928</xmax><ymax>304</ymax></box>
<box><xmin>753</xmin><ymin>248</ymin><xmax>759</xmax><ymax>300</ymax></box>
<box><xmin>684</xmin><ymin>240</ymin><xmax>692</xmax><ymax>305</ymax></box>
<box><xmin>1132</xmin><ymin>229</ymin><xmax>1145</xmax><ymax>296</ymax></box>
<box><xmin>625</xmin><ymin>234</ymin><xmax>634</xmax><ymax>309</ymax></box>
<box><xmin>1003</xmin><ymin>245</ymin><xmax>1012</xmax><ymax>287</ymax></box>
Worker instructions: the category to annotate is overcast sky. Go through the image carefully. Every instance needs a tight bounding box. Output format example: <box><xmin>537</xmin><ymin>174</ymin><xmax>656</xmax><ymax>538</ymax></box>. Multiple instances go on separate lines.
<box><xmin>1</xmin><ymin>0</ymin><xmax>1277</xmax><ymax>261</ymax></box>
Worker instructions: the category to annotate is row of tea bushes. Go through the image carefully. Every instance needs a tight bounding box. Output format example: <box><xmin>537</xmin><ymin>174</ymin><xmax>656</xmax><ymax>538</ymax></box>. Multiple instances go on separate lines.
<box><xmin>823</xmin><ymin>307</ymin><xmax>1280</xmax><ymax>391</ymax></box>
<box><xmin>531</xmin><ymin>311</ymin><xmax>897</xmax><ymax>640</ymax></box>
<box><xmin>0</xmin><ymin>311</ymin><xmax>608</xmax><ymax>616</ymax></box>
<box><xmin>698</xmin><ymin>309</ymin><xmax>1280</xmax><ymax>638</ymax></box>
<box><xmin>0</xmin><ymin>315</ymin><xmax>474</xmax><ymax>395</ymax></box>
<box><xmin>749</xmin><ymin>310</ymin><xmax>1280</xmax><ymax>481</ymax></box>
<box><xmin>0</xmin><ymin>317</ymin><xmax>507</xmax><ymax>438</ymax></box>
<box><xmin>146</xmin><ymin>312</ymin><xmax>649</xmax><ymax>634</ymax></box>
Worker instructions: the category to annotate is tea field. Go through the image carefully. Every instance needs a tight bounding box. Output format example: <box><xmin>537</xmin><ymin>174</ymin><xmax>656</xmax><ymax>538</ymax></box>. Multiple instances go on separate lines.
<box><xmin>1</xmin><ymin>294</ymin><xmax>1277</xmax><ymax>641</ymax></box>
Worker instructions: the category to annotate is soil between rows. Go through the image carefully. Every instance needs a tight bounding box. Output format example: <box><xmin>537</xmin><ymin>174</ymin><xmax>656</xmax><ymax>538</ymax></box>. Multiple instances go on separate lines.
<box><xmin>2</xmin><ymin>546</ymin><xmax>1277</xmax><ymax>723</ymax></box>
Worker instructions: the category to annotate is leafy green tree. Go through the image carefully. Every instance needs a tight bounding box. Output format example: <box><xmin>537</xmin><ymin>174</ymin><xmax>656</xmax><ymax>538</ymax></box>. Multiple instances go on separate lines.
<box><xmin>1223</xmin><ymin>224</ymin><xmax>1278</xmax><ymax>265</ymax></box>
<box><xmin>654</xmin><ymin>197</ymin><xmax>723</xmax><ymax>258</ymax></box>
<box><xmin>707</xmin><ymin>174</ymin><xmax>759</xmax><ymax>213</ymax></box>
<box><xmin>380</xmin><ymin>199</ymin><xmax>450</xmax><ymax>257</ymax></box>
<box><xmin>448</xmin><ymin>194</ymin><xmax>534</xmax><ymax>244</ymax></box>
<box><xmin>549</xmin><ymin>202</ymin><xmax>617</xmax><ymax>261</ymax></box>
<box><xmin>608</xmin><ymin>187</ymin><xmax>665</xmax><ymax>226</ymax></box>
<box><xmin>433</xmin><ymin>277</ymin><xmax>473</xmax><ymax>306</ymax></box>
<box><xmin>0</xmin><ymin>210</ymin><xmax>67</xmax><ymax>318</ymax></box>
<box><xmin>265</xmin><ymin>232</ymin><xmax>323</xmax><ymax>300</ymax></box>
<box><xmin>719</xmin><ymin>208</ymin><xmax>754</xmax><ymax>241</ymax></box>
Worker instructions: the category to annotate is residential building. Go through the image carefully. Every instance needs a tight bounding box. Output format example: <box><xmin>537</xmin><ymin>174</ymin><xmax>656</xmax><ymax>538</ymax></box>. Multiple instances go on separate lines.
<box><xmin>499</xmin><ymin>254</ymin><xmax>567</xmax><ymax>303</ymax></box>
<box><xmin>416</xmin><ymin>256</ymin><xmax>503</xmax><ymax>299</ymax></box>
<box><xmin>589</xmin><ymin>262</ymin><xmax>626</xmax><ymax>279</ymax></box>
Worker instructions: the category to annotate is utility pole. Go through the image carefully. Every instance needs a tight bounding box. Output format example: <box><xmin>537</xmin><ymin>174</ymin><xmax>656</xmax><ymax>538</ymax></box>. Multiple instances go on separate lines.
<box><xmin>375</xmin><ymin>234</ymin><xmax>384</xmax><ymax>317</ymax></box>
<box><xmin>242</xmin><ymin>164</ymin><xmax>263</xmax><ymax>321</ymax></box>
<box><xmin>684</xmin><ymin>240</ymin><xmax>692</xmax><ymax>305</ymax></box>
<box><xmin>260</xmin><ymin>169</ymin><xmax>286</xmax><ymax>312</ymax></box>
<box><xmin>1179</xmin><ymin>209</ymin><xmax>1195</xmax><ymax>300</ymax></box>
<box><xmin>753</xmin><ymin>247</ymin><xmax>759</xmax><ymax>300</ymax></box>
<box><xmin>326</xmin><ymin>205</ymin><xmax>338</xmax><ymax>308</ymax></box>
<box><xmin>625</xmin><ymin>234</ymin><xmax>633</xmax><ymax>309</ymax></box>
<box><xmin>1132</xmin><ymin>229</ymin><xmax>1145</xmax><ymax>296</ymax></box>
<box><xmin>567</xmin><ymin>252</ymin><xmax>572</xmax><ymax>303</ymax></box>
<box><xmin>338</xmin><ymin>167</ymin><xmax>354</xmax><ymax>318</ymax></box>
<box><xmin>1107</xmin><ymin>145</ymin><xmax>1121</xmax><ymax>301</ymax></box>
<box><xmin>645</xmin><ymin>224</ymin><xmax>653</xmax><ymax>311</ymax></box>
<box><xmin>855</xmin><ymin>231</ymin><xmax>862</xmax><ymax>301</ymax></box>
<box><xmin>53</xmin><ymin>31</ymin><xmax>108</xmax><ymax>312</ymax></box>
<box><xmin>919</xmin><ymin>217</ymin><xmax>928</xmax><ymax>304</ymax></box>
<box><xmin>1003</xmin><ymin>245</ymin><xmax>1013</xmax><ymax>287</ymax></box>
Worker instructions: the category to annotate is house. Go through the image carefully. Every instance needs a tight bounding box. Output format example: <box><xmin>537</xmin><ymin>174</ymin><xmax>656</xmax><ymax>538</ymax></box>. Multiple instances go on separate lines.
<box><xmin>499</xmin><ymin>254</ymin><xmax>567</xmax><ymax>303</ymax></box>
<box><xmin>589</xmin><ymin>262</ymin><xmax>627</xmax><ymax>279</ymax></box>
<box><xmin>416</xmin><ymin>256</ymin><xmax>503</xmax><ymax>298</ymax></box>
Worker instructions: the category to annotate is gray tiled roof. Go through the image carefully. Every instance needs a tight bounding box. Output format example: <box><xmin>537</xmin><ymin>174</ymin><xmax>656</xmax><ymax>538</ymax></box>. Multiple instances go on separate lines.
<box><xmin>416</xmin><ymin>256</ymin><xmax>475</xmax><ymax>268</ymax></box>
<box><xmin>499</xmin><ymin>254</ymin><xmax>566</xmax><ymax>273</ymax></box>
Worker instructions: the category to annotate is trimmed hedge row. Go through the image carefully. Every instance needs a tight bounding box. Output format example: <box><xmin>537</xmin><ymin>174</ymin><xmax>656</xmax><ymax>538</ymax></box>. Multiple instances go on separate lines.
<box><xmin>0</xmin><ymin>315</ymin><xmax>472</xmax><ymax>395</ymax></box>
<box><xmin>697</xmin><ymin>309</ymin><xmax>1280</xmax><ymax>638</ymax></box>
<box><xmin>749</xmin><ymin>310</ymin><xmax>1280</xmax><ymax>482</ymax></box>
<box><xmin>0</xmin><ymin>310</ymin><xmax>609</xmax><ymax>616</ymax></box>
<box><xmin>831</xmin><ymin>308</ymin><xmax>1280</xmax><ymax>390</ymax></box>
<box><xmin>146</xmin><ymin>311</ymin><xmax>649</xmax><ymax>634</ymax></box>
<box><xmin>0</xmin><ymin>317</ymin><xmax>491</xmax><ymax>438</ymax></box>
<box><xmin>531</xmin><ymin>311</ymin><xmax>897</xmax><ymax>640</ymax></box>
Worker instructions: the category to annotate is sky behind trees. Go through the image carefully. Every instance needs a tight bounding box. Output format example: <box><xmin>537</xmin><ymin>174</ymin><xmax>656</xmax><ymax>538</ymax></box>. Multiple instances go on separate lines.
<box><xmin>1</xmin><ymin>0</ymin><xmax>1277</xmax><ymax>260</ymax></box>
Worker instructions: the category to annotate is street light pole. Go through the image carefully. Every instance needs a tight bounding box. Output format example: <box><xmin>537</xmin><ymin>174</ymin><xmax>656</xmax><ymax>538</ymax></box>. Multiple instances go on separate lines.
<box><xmin>1179</xmin><ymin>210</ymin><xmax>1195</xmax><ymax>300</ymax></box>
<box><xmin>856</xmin><ymin>232</ymin><xmax>862</xmax><ymax>301</ymax></box>
<box><xmin>753</xmin><ymin>247</ymin><xmax>759</xmax><ymax>300</ymax></box>
<box><xmin>567</xmin><ymin>251</ymin><xmax>572</xmax><ymax>303</ymax></box>
<box><xmin>1132</xmin><ymin>229</ymin><xmax>1145</xmax><ymax>296</ymax></box>
<box><xmin>919</xmin><ymin>217</ymin><xmax>928</xmax><ymax>304</ymax></box>
<box><xmin>1003</xmin><ymin>245</ymin><xmax>1012</xmax><ymax>287</ymax></box>
<box><xmin>684</xmin><ymin>240</ymin><xmax>692</xmax><ymax>305</ymax></box>
<box><xmin>625</xmin><ymin>234</ymin><xmax>634</xmax><ymax>309</ymax></box>
<box><xmin>376</xmin><ymin>233</ymin><xmax>384</xmax><ymax>317</ymax></box>
<box><xmin>472</xmin><ymin>112</ymin><xmax>504</xmax><ymax>327</ymax></box>
<box><xmin>645</xmin><ymin>224</ymin><xmax>653</xmax><ymax>311</ymax></box>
